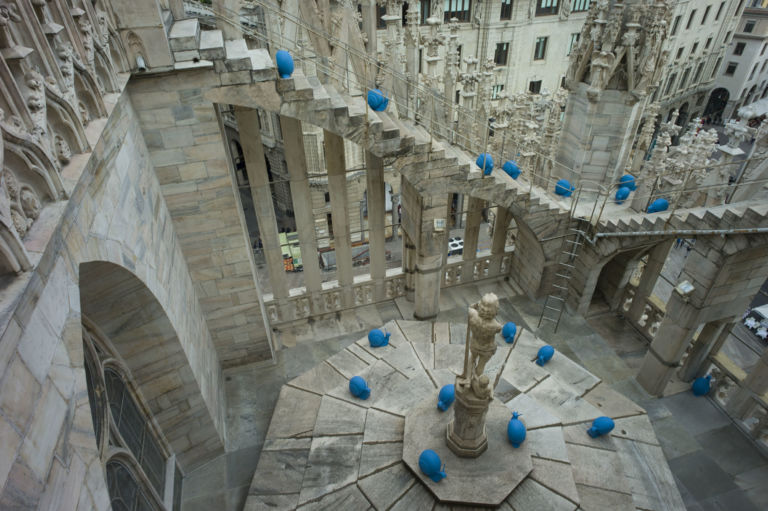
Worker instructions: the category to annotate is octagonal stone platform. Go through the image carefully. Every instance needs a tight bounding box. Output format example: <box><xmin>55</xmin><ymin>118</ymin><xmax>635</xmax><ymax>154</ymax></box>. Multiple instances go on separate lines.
<box><xmin>244</xmin><ymin>320</ymin><xmax>686</xmax><ymax>511</ymax></box>
<box><xmin>403</xmin><ymin>398</ymin><xmax>532</xmax><ymax>506</ymax></box>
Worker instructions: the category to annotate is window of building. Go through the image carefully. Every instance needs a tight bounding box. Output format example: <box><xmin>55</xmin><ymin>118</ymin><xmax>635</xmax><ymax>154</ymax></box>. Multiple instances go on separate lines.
<box><xmin>706</xmin><ymin>37</ymin><xmax>713</xmax><ymax>49</ymax></box>
<box><xmin>735</xmin><ymin>42</ymin><xmax>746</xmax><ymax>55</ymax></box>
<box><xmin>324</xmin><ymin>192</ymin><xmax>330</xmax><ymax>203</ymax></box>
<box><xmin>457</xmin><ymin>45</ymin><xmax>463</xmax><ymax>61</ymax></box>
<box><xmin>693</xmin><ymin>62</ymin><xmax>705</xmax><ymax>83</ymax></box>
<box><xmin>567</xmin><ymin>32</ymin><xmax>580</xmax><ymax>55</ymax></box>
<box><xmin>492</xmin><ymin>84</ymin><xmax>504</xmax><ymax>99</ymax></box>
<box><xmin>529</xmin><ymin>80</ymin><xmax>542</xmax><ymax>93</ymax></box>
<box><xmin>726</xmin><ymin>61</ymin><xmax>738</xmax><ymax>75</ymax></box>
<box><xmin>726</xmin><ymin>31</ymin><xmax>732</xmax><ymax>43</ymax></box>
<box><xmin>456</xmin><ymin>89</ymin><xmax>461</xmax><ymax>104</ymax></box>
<box><xmin>420</xmin><ymin>0</ymin><xmax>432</xmax><ymax>25</ymax></box>
<box><xmin>500</xmin><ymin>0</ymin><xmax>513</xmax><ymax>20</ymax></box>
<box><xmin>535</xmin><ymin>0</ymin><xmax>559</xmax><ymax>17</ymax></box>
<box><xmin>679</xmin><ymin>68</ymin><xmax>691</xmax><ymax>90</ymax></box>
<box><xmin>671</xmin><ymin>15</ymin><xmax>682</xmax><ymax>35</ymax></box>
<box><xmin>712</xmin><ymin>56</ymin><xmax>723</xmax><ymax>77</ymax></box>
<box><xmin>676</xmin><ymin>47</ymin><xmax>684</xmax><ymax>60</ymax></box>
<box><xmin>377</xmin><ymin>5</ymin><xmax>386</xmax><ymax>28</ymax></box>
<box><xmin>762</xmin><ymin>43</ymin><xmax>768</xmax><ymax>56</ymax></box>
<box><xmin>494</xmin><ymin>42</ymin><xmax>510</xmax><ymax>65</ymax></box>
<box><xmin>686</xmin><ymin>10</ymin><xmax>697</xmax><ymax>29</ymax></box>
<box><xmin>745</xmin><ymin>20</ymin><xmax>756</xmax><ymax>33</ymax></box>
<box><xmin>572</xmin><ymin>0</ymin><xmax>591</xmax><ymax>12</ymax></box>
<box><xmin>534</xmin><ymin>36</ymin><xmax>548</xmax><ymax>60</ymax></box>
<box><xmin>444</xmin><ymin>0</ymin><xmax>472</xmax><ymax>22</ymax></box>
<box><xmin>664</xmin><ymin>73</ymin><xmax>677</xmax><ymax>95</ymax></box>
<box><xmin>762</xmin><ymin>59</ymin><xmax>768</xmax><ymax>72</ymax></box>
<box><xmin>701</xmin><ymin>5</ymin><xmax>711</xmax><ymax>24</ymax></box>
<box><xmin>750</xmin><ymin>62</ymin><xmax>759</xmax><ymax>79</ymax></box>
<box><xmin>691</xmin><ymin>42</ymin><xmax>699</xmax><ymax>55</ymax></box>
<box><xmin>715</xmin><ymin>2</ymin><xmax>725</xmax><ymax>20</ymax></box>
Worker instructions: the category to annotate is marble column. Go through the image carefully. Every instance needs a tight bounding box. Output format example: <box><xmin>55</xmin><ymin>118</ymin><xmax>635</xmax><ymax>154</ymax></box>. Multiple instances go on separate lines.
<box><xmin>281</xmin><ymin>116</ymin><xmax>322</xmax><ymax>293</ymax></box>
<box><xmin>463</xmin><ymin>197</ymin><xmax>485</xmax><ymax>271</ymax></box>
<box><xmin>403</xmin><ymin>231</ymin><xmax>417</xmax><ymax>301</ymax></box>
<box><xmin>235</xmin><ymin>107</ymin><xmax>288</xmax><ymax>299</ymax></box>
<box><xmin>414</xmin><ymin>194</ymin><xmax>448</xmax><ymax>320</ymax></box>
<box><xmin>725</xmin><ymin>347</ymin><xmax>768</xmax><ymax>418</ymax></box>
<box><xmin>366</xmin><ymin>151</ymin><xmax>387</xmax><ymax>282</ymax></box>
<box><xmin>325</xmin><ymin>131</ymin><xmax>354</xmax><ymax>305</ymax></box>
<box><xmin>678</xmin><ymin>320</ymin><xmax>730</xmax><ymax>382</ymax></box>
<box><xmin>636</xmin><ymin>287</ymin><xmax>701</xmax><ymax>396</ymax></box>
<box><xmin>360</xmin><ymin>0</ymin><xmax>378</xmax><ymax>57</ymax></box>
<box><xmin>490</xmin><ymin>206</ymin><xmax>511</xmax><ymax>274</ymax></box>
<box><xmin>627</xmin><ymin>240</ymin><xmax>672</xmax><ymax>323</ymax></box>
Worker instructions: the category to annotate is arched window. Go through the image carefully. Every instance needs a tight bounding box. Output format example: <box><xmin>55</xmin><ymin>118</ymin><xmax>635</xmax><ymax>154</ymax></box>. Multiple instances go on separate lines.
<box><xmin>83</xmin><ymin>323</ymin><xmax>180</xmax><ymax>510</ymax></box>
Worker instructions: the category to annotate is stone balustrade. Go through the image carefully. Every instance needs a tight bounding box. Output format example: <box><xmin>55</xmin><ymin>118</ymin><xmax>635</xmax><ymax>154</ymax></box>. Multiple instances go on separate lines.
<box><xmin>620</xmin><ymin>282</ymin><xmax>666</xmax><ymax>341</ymax></box>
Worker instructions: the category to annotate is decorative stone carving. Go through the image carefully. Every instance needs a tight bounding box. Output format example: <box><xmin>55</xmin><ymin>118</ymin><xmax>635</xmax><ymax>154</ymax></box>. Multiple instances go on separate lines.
<box><xmin>25</xmin><ymin>70</ymin><xmax>47</xmax><ymax>137</ymax></box>
<box><xmin>54</xmin><ymin>134</ymin><xmax>71</xmax><ymax>165</ymax></box>
<box><xmin>56</xmin><ymin>41</ymin><xmax>76</xmax><ymax>98</ymax></box>
<box><xmin>79</xmin><ymin>17</ymin><xmax>96</xmax><ymax>70</ymax></box>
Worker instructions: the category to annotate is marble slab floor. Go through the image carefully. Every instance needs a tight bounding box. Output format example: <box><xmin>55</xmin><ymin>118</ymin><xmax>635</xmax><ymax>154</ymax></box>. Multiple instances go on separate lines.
<box><xmin>180</xmin><ymin>278</ymin><xmax>768</xmax><ymax>511</ymax></box>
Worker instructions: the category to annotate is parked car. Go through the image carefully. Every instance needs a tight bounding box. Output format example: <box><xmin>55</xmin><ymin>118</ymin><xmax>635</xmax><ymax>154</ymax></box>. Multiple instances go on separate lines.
<box><xmin>448</xmin><ymin>237</ymin><xmax>463</xmax><ymax>256</ymax></box>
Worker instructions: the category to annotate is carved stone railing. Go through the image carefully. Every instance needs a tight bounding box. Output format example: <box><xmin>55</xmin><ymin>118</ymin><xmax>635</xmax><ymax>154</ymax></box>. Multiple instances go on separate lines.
<box><xmin>704</xmin><ymin>353</ymin><xmax>768</xmax><ymax>454</ymax></box>
<box><xmin>620</xmin><ymin>282</ymin><xmax>666</xmax><ymax>341</ymax></box>
<box><xmin>441</xmin><ymin>250</ymin><xmax>513</xmax><ymax>288</ymax></box>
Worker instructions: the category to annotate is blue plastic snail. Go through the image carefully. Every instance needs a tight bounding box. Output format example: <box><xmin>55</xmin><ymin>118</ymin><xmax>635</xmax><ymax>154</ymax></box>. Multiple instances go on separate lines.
<box><xmin>476</xmin><ymin>153</ymin><xmax>494</xmax><ymax>175</ymax></box>
<box><xmin>437</xmin><ymin>384</ymin><xmax>455</xmax><ymax>411</ymax></box>
<box><xmin>555</xmin><ymin>179</ymin><xmax>575</xmax><ymax>197</ymax></box>
<box><xmin>418</xmin><ymin>450</ymin><xmax>446</xmax><ymax>482</ymax></box>
<box><xmin>368</xmin><ymin>328</ymin><xmax>390</xmax><ymax>348</ymax></box>
<box><xmin>587</xmin><ymin>416</ymin><xmax>615</xmax><ymax>438</ymax></box>
<box><xmin>502</xmin><ymin>160</ymin><xmax>521</xmax><ymax>179</ymax></box>
<box><xmin>502</xmin><ymin>322</ymin><xmax>517</xmax><ymax>344</ymax></box>
<box><xmin>275</xmin><ymin>50</ymin><xmax>294</xmax><ymax>79</ymax></box>
<box><xmin>535</xmin><ymin>345</ymin><xmax>555</xmax><ymax>366</ymax></box>
<box><xmin>615</xmin><ymin>186</ymin><xmax>631</xmax><ymax>205</ymax></box>
<box><xmin>647</xmin><ymin>198</ymin><xmax>669</xmax><ymax>213</ymax></box>
<box><xmin>507</xmin><ymin>411</ymin><xmax>527</xmax><ymax>448</ymax></box>
<box><xmin>692</xmin><ymin>374</ymin><xmax>712</xmax><ymax>396</ymax></box>
<box><xmin>349</xmin><ymin>376</ymin><xmax>371</xmax><ymax>400</ymax></box>
<box><xmin>367</xmin><ymin>89</ymin><xmax>389</xmax><ymax>111</ymax></box>
<box><xmin>619</xmin><ymin>174</ymin><xmax>637</xmax><ymax>191</ymax></box>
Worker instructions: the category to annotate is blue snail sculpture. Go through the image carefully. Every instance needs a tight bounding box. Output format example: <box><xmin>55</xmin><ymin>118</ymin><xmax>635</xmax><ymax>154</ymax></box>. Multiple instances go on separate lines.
<box><xmin>555</xmin><ymin>179</ymin><xmax>575</xmax><ymax>197</ymax></box>
<box><xmin>619</xmin><ymin>174</ymin><xmax>637</xmax><ymax>191</ymax></box>
<box><xmin>367</xmin><ymin>89</ymin><xmax>389</xmax><ymax>111</ymax></box>
<box><xmin>692</xmin><ymin>374</ymin><xmax>712</xmax><ymax>396</ymax></box>
<box><xmin>476</xmin><ymin>153</ymin><xmax>494</xmax><ymax>175</ymax></box>
<box><xmin>437</xmin><ymin>384</ymin><xmax>455</xmax><ymax>411</ymax></box>
<box><xmin>368</xmin><ymin>328</ymin><xmax>390</xmax><ymax>348</ymax></box>
<box><xmin>349</xmin><ymin>376</ymin><xmax>371</xmax><ymax>400</ymax></box>
<box><xmin>536</xmin><ymin>345</ymin><xmax>555</xmax><ymax>366</ymax></box>
<box><xmin>587</xmin><ymin>416</ymin><xmax>615</xmax><ymax>438</ymax></box>
<box><xmin>502</xmin><ymin>322</ymin><xmax>517</xmax><ymax>344</ymax></box>
<box><xmin>507</xmin><ymin>412</ymin><xmax>527</xmax><ymax>448</ymax></box>
<box><xmin>502</xmin><ymin>160</ymin><xmax>521</xmax><ymax>179</ymax></box>
<box><xmin>615</xmin><ymin>186</ymin><xmax>631</xmax><ymax>204</ymax></box>
<box><xmin>418</xmin><ymin>450</ymin><xmax>446</xmax><ymax>482</ymax></box>
<box><xmin>647</xmin><ymin>198</ymin><xmax>669</xmax><ymax>213</ymax></box>
<box><xmin>275</xmin><ymin>50</ymin><xmax>294</xmax><ymax>79</ymax></box>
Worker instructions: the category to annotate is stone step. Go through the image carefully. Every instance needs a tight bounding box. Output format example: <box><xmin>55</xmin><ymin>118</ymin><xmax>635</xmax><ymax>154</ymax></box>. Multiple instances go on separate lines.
<box><xmin>199</xmin><ymin>29</ymin><xmax>225</xmax><ymax>60</ymax></box>
<box><xmin>169</xmin><ymin>18</ymin><xmax>201</xmax><ymax>52</ymax></box>
<box><xmin>224</xmin><ymin>38</ymin><xmax>252</xmax><ymax>71</ymax></box>
<box><xmin>306</xmin><ymin>76</ymin><xmax>332</xmax><ymax>111</ymax></box>
<box><xmin>279</xmin><ymin>70</ymin><xmax>314</xmax><ymax>101</ymax></box>
<box><xmin>322</xmin><ymin>83</ymin><xmax>351</xmax><ymax>117</ymax></box>
<box><xmin>248</xmin><ymin>49</ymin><xmax>275</xmax><ymax>81</ymax></box>
<box><xmin>376</xmin><ymin>111</ymin><xmax>402</xmax><ymax>140</ymax></box>
<box><xmin>161</xmin><ymin>9</ymin><xmax>174</xmax><ymax>34</ymax></box>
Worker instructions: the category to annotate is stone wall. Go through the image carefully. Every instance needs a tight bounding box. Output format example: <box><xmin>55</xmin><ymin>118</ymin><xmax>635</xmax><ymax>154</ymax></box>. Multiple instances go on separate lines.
<box><xmin>128</xmin><ymin>69</ymin><xmax>272</xmax><ymax>367</ymax></box>
<box><xmin>0</xmin><ymin>90</ymin><xmax>226</xmax><ymax>509</ymax></box>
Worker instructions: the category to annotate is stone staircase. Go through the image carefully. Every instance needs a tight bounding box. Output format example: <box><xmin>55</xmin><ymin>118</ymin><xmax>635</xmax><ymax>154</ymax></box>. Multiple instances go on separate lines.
<box><xmin>165</xmin><ymin>17</ymin><xmax>768</xmax><ymax>241</ymax></box>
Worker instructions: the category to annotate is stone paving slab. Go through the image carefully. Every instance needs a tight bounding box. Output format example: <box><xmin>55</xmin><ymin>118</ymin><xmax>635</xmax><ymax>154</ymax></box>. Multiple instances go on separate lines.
<box><xmin>264</xmin><ymin>386</ymin><xmax>322</xmax><ymax>440</ymax></box>
<box><xmin>562</xmin><ymin>422</ymin><xmax>617</xmax><ymax>450</ymax></box>
<box><xmin>298</xmin><ymin>435</ymin><xmax>363</xmax><ymax>505</ymax></box>
<box><xmin>499</xmin><ymin>354</ymin><xmax>549</xmax><ymax>393</ymax></box>
<box><xmin>312</xmin><ymin>395</ymin><xmax>367</xmax><ymax>436</ymax></box>
<box><xmin>358</xmin><ymin>462</ymin><xmax>415</xmax><ymax>509</ymax></box>
<box><xmin>396</xmin><ymin>320</ymin><xmax>431</xmax><ymax>345</ymax></box>
<box><xmin>525</xmin><ymin>426</ymin><xmax>569</xmax><ymax>463</ymax></box>
<box><xmin>346</xmin><ymin>342</ymin><xmax>379</xmax><ymax>365</ymax></box>
<box><xmin>326</xmin><ymin>359</ymin><xmax>405</xmax><ymax>409</ymax></box>
<box><xmin>295</xmin><ymin>483</ymin><xmax>371</xmax><ymax>510</ymax></box>
<box><xmin>249</xmin><ymin>448</ymin><xmax>309</xmax><ymax>495</ymax></box>
<box><xmin>612</xmin><ymin>414</ymin><xmax>660</xmax><ymax>445</ymax></box>
<box><xmin>527</xmin><ymin>376</ymin><xmax>603</xmax><ymax>426</ymax></box>
<box><xmin>245</xmin><ymin>493</ymin><xmax>300</xmax><ymax>510</ymax></box>
<box><xmin>410</xmin><ymin>340</ymin><xmax>435</xmax><ymax>372</ymax></box>
<box><xmin>384</xmin><ymin>341</ymin><xmax>426</xmax><ymax>379</ymax></box>
<box><xmin>287</xmin><ymin>361</ymin><xmax>348</xmax><ymax>395</ymax></box>
<box><xmin>542</xmin><ymin>353</ymin><xmax>601</xmax><ymax>396</ymax></box>
<box><xmin>529</xmin><ymin>457</ymin><xmax>580</xmax><ymax>505</ymax></box>
<box><xmin>325</xmin><ymin>348</ymin><xmax>371</xmax><ymax>378</ymax></box>
<box><xmin>613</xmin><ymin>437</ymin><xmax>686</xmax><ymax>511</ymax></box>
<box><xmin>574</xmin><ymin>483</ymin><xmax>635</xmax><ymax>511</ymax></box>
<box><xmin>389</xmin><ymin>480</ymin><xmax>435</xmax><ymax>510</ymax></box>
<box><xmin>363</xmin><ymin>408</ymin><xmax>405</xmax><ymax>443</ymax></box>
<box><xmin>582</xmin><ymin>382</ymin><xmax>646</xmax><ymax>418</ymax></box>
<box><xmin>505</xmin><ymin>478</ymin><xmax>578</xmax><ymax>511</ymax></box>
<box><xmin>434</xmin><ymin>343</ymin><xmax>467</xmax><ymax>375</ymax></box>
<box><xmin>566</xmin><ymin>442</ymin><xmax>632</xmax><ymax>495</ymax></box>
<box><xmin>359</xmin><ymin>442</ymin><xmax>403</xmax><ymax>477</ymax></box>
<box><xmin>504</xmin><ymin>392</ymin><xmax>561</xmax><ymax>430</ymax></box>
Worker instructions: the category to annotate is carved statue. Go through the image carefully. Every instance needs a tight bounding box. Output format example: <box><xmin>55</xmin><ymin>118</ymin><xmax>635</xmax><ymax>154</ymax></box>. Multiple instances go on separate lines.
<box><xmin>79</xmin><ymin>18</ymin><xmax>95</xmax><ymax>70</ymax></box>
<box><xmin>465</xmin><ymin>293</ymin><xmax>502</xmax><ymax>380</ymax></box>
<box><xmin>56</xmin><ymin>42</ymin><xmax>76</xmax><ymax>97</ymax></box>
<box><xmin>54</xmin><ymin>135</ymin><xmax>71</xmax><ymax>165</ymax></box>
<box><xmin>25</xmin><ymin>70</ymin><xmax>47</xmax><ymax>137</ymax></box>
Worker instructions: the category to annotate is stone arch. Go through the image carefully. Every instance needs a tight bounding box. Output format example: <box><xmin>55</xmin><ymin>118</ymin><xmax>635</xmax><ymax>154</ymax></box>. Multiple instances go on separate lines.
<box><xmin>79</xmin><ymin>260</ymin><xmax>224</xmax><ymax>470</ymax></box>
<box><xmin>705</xmin><ymin>87</ymin><xmax>730</xmax><ymax>121</ymax></box>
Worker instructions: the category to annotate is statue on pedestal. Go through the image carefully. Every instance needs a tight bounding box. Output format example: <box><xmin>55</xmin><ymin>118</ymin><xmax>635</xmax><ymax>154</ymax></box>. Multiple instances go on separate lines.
<box><xmin>446</xmin><ymin>293</ymin><xmax>502</xmax><ymax>457</ymax></box>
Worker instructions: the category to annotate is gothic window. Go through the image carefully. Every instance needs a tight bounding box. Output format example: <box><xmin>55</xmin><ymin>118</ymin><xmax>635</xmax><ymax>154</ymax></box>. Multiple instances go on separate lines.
<box><xmin>706</xmin><ymin>37</ymin><xmax>713</xmax><ymax>49</ymax></box>
<box><xmin>534</xmin><ymin>36</ymin><xmax>548</xmax><ymax>60</ymax></box>
<box><xmin>536</xmin><ymin>0</ymin><xmax>559</xmax><ymax>16</ymax></box>
<box><xmin>701</xmin><ymin>5</ymin><xmax>711</xmax><ymax>24</ymax></box>
<box><xmin>679</xmin><ymin>68</ymin><xmax>691</xmax><ymax>91</ymax></box>
<box><xmin>492</xmin><ymin>84</ymin><xmax>504</xmax><ymax>99</ymax></box>
<box><xmin>711</xmin><ymin>57</ymin><xmax>723</xmax><ymax>78</ymax></box>
<box><xmin>750</xmin><ymin>62</ymin><xmax>759</xmax><ymax>80</ymax></box>
<box><xmin>725</xmin><ymin>62</ymin><xmax>738</xmax><ymax>75</ymax></box>
<box><xmin>734</xmin><ymin>42</ymin><xmax>746</xmax><ymax>55</ymax></box>
<box><xmin>686</xmin><ymin>10</ymin><xmax>696</xmax><ymax>30</ymax></box>
<box><xmin>529</xmin><ymin>80</ymin><xmax>542</xmax><ymax>94</ymax></box>
<box><xmin>715</xmin><ymin>2</ymin><xmax>725</xmax><ymax>20</ymax></box>
<box><xmin>664</xmin><ymin>73</ymin><xmax>677</xmax><ymax>95</ymax></box>
<box><xmin>494</xmin><ymin>43</ymin><xmax>509</xmax><ymax>65</ymax></box>
<box><xmin>500</xmin><ymin>0</ymin><xmax>513</xmax><ymax>20</ymax></box>
<box><xmin>567</xmin><ymin>33</ymin><xmax>580</xmax><ymax>55</ymax></box>
<box><xmin>571</xmin><ymin>0</ymin><xmax>590</xmax><ymax>12</ymax></box>
<box><xmin>377</xmin><ymin>6</ymin><xmax>386</xmax><ymax>28</ymax></box>
<box><xmin>83</xmin><ymin>325</ymin><xmax>179</xmax><ymax>511</ymax></box>
<box><xmin>676</xmin><ymin>47</ymin><xmax>684</xmax><ymax>60</ymax></box>
<box><xmin>693</xmin><ymin>62</ymin><xmax>705</xmax><ymax>83</ymax></box>
<box><xmin>745</xmin><ymin>20</ymin><xmax>756</xmax><ymax>33</ymax></box>
<box><xmin>671</xmin><ymin>15</ymin><xmax>681</xmax><ymax>35</ymax></box>
<box><xmin>691</xmin><ymin>42</ymin><xmax>699</xmax><ymax>56</ymax></box>
<box><xmin>420</xmin><ymin>0</ymin><xmax>431</xmax><ymax>24</ymax></box>
<box><xmin>762</xmin><ymin>43</ymin><xmax>767</xmax><ymax>56</ymax></box>
<box><xmin>444</xmin><ymin>0</ymin><xmax>472</xmax><ymax>23</ymax></box>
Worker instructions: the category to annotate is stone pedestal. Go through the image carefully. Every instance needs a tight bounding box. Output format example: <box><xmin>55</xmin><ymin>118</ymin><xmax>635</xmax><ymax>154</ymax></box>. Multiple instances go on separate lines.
<box><xmin>446</xmin><ymin>378</ymin><xmax>492</xmax><ymax>457</ymax></box>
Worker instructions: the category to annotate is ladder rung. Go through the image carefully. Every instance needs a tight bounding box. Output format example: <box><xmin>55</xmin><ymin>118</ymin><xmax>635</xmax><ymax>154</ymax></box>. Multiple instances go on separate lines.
<box><xmin>544</xmin><ymin>305</ymin><xmax>560</xmax><ymax>311</ymax></box>
<box><xmin>552</xmin><ymin>284</ymin><xmax>568</xmax><ymax>290</ymax></box>
<box><xmin>549</xmin><ymin>296</ymin><xmax>565</xmax><ymax>301</ymax></box>
<box><xmin>540</xmin><ymin>316</ymin><xmax>558</xmax><ymax>323</ymax></box>
<box><xmin>559</xmin><ymin>263</ymin><xmax>575</xmax><ymax>268</ymax></box>
<box><xmin>562</xmin><ymin>251</ymin><xmax>578</xmax><ymax>257</ymax></box>
<box><xmin>566</xmin><ymin>240</ymin><xmax>583</xmax><ymax>245</ymax></box>
<box><xmin>555</xmin><ymin>273</ymin><xmax>571</xmax><ymax>279</ymax></box>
